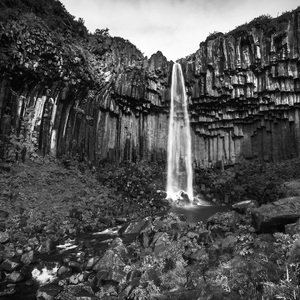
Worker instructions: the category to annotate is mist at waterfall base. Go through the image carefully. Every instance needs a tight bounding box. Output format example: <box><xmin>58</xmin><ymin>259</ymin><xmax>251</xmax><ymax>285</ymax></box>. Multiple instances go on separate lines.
<box><xmin>166</xmin><ymin>63</ymin><xmax>194</xmax><ymax>203</ymax></box>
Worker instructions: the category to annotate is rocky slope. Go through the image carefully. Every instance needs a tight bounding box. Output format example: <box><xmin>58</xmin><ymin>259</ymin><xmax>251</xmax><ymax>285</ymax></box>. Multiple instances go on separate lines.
<box><xmin>1</xmin><ymin>1</ymin><xmax>300</xmax><ymax>168</ymax></box>
<box><xmin>1</xmin><ymin>158</ymin><xmax>300</xmax><ymax>299</ymax></box>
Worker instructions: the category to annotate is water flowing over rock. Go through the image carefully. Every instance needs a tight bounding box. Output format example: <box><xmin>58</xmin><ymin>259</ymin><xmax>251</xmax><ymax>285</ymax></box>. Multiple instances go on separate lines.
<box><xmin>166</xmin><ymin>63</ymin><xmax>193</xmax><ymax>201</ymax></box>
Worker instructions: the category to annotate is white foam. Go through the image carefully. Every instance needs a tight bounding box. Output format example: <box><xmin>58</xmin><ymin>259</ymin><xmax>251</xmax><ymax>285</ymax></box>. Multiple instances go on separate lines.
<box><xmin>92</xmin><ymin>226</ymin><xmax>120</xmax><ymax>235</ymax></box>
<box><xmin>32</xmin><ymin>265</ymin><xmax>58</xmax><ymax>285</ymax></box>
<box><xmin>56</xmin><ymin>239</ymin><xmax>78</xmax><ymax>251</ymax></box>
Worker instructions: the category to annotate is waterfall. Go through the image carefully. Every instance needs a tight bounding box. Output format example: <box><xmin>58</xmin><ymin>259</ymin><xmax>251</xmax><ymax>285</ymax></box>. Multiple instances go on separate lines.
<box><xmin>166</xmin><ymin>63</ymin><xmax>194</xmax><ymax>202</ymax></box>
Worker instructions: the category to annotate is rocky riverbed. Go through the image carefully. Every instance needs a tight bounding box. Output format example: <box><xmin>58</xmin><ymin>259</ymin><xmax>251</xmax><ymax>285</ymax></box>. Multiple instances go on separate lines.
<box><xmin>1</xmin><ymin>157</ymin><xmax>300</xmax><ymax>299</ymax></box>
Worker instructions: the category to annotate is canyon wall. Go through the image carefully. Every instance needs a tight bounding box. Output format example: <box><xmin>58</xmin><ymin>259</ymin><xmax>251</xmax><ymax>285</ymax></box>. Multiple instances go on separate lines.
<box><xmin>1</xmin><ymin>3</ymin><xmax>300</xmax><ymax>168</ymax></box>
<box><xmin>180</xmin><ymin>10</ymin><xmax>300</xmax><ymax>166</ymax></box>
<box><xmin>0</xmin><ymin>12</ymin><xmax>172</xmax><ymax>165</ymax></box>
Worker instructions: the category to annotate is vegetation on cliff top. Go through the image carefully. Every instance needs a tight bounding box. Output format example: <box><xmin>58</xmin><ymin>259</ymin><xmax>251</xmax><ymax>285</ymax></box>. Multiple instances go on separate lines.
<box><xmin>206</xmin><ymin>5</ymin><xmax>300</xmax><ymax>42</ymax></box>
<box><xmin>0</xmin><ymin>0</ymin><xmax>88</xmax><ymax>36</ymax></box>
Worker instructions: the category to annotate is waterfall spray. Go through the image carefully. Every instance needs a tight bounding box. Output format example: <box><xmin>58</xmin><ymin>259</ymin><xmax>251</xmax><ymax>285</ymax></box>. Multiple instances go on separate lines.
<box><xmin>166</xmin><ymin>63</ymin><xmax>193</xmax><ymax>202</ymax></box>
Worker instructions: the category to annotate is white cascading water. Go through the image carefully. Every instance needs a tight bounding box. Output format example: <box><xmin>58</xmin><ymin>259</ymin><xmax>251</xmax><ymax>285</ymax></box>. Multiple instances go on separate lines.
<box><xmin>166</xmin><ymin>62</ymin><xmax>194</xmax><ymax>202</ymax></box>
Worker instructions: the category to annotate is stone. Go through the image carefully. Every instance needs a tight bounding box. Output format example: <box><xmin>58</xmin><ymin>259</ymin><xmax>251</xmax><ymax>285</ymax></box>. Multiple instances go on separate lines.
<box><xmin>0</xmin><ymin>222</ymin><xmax>6</xmax><ymax>232</ymax></box>
<box><xmin>68</xmin><ymin>261</ymin><xmax>82</xmax><ymax>272</ymax></box>
<box><xmin>186</xmin><ymin>231</ymin><xmax>199</xmax><ymax>239</ymax></box>
<box><xmin>0</xmin><ymin>286</ymin><xmax>16</xmax><ymax>297</ymax></box>
<box><xmin>93</xmin><ymin>238</ymin><xmax>129</xmax><ymax>283</ymax></box>
<box><xmin>207</xmin><ymin>211</ymin><xmax>242</xmax><ymax>237</ymax></box>
<box><xmin>7</xmin><ymin>271</ymin><xmax>24</xmax><ymax>283</ymax></box>
<box><xmin>0</xmin><ymin>259</ymin><xmax>19</xmax><ymax>272</ymax></box>
<box><xmin>85</xmin><ymin>257</ymin><xmax>98</xmax><ymax>270</ymax></box>
<box><xmin>0</xmin><ymin>210</ymin><xmax>9</xmax><ymax>221</ymax></box>
<box><xmin>119</xmin><ymin>219</ymin><xmax>147</xmax><ymax>235</ymax></box>
<box><xmin>139</xmin><ymin>232</ymin><xmax>150</xmax><ymax>248</ymax></box>
<box><xmin>232</xmin><ymin>200</ymin><xmax>259</xmax><ymax>214</ymax></box>
<box><xmin>283</xmin><ymin>180</ymin><xmax>300</xmax><ymax>197</ymax></box>
<box><xmin>0</xmin><ymin>232</ymin><xmax>9</xmax><ymax>244</ymax></box>
<box><xmin>251</xmin><ymin>196</ymin><xmax>300</xmax><ymax>231</ymax></box>
<box><xmin>151</xmin><ymin>232</ymin><xmax>171</xmax><ymax>255</ymax></box>
<box><xmin>198</xmin><ymin>229</ymin><xmax>212</xmax><ymax>245</ymax></box>
<box><xmin>57</xmin><ymin>266</ymin><xmax>73</xmax><ymax>278</ymax></box>
<box><xmin>37</xmin><ymin>284</ymin><xmax>63</xmax><ymax>300</ymax></box>
<box><xmin>189</xmin><ymin>248</ymin><xmax>208</xmax><ymax>262</ymax></box>
<box><xmin>221</xmin><ymin>235</ymin><xmax>238</xmax><ymax>253</ymax></box>
<box><xmin>38</xmin><ymin>238</ymin><xmax>57</xmax><ymax>254</ymax></box>
<box><xmin>21</xmin><ymin>250</ymin><xmax>35</xmax><ymax>265</ymax></box>
<box><xmin>285</xmin><ymin>219</ymin><xmax>300</xmax><ymax>235</ymax></box>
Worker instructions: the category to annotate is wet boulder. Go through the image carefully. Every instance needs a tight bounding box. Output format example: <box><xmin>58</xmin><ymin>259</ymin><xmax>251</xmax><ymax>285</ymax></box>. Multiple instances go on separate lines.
<box><xmin>93</xmin><ymin>237</ymin><xmax>129</xmax><ymax>283</ymax></box>
<box><xmin>232</xmin><ymin>199</ymin><xmax>259</xmax><ymax>214</ymax></box>
<box><xmin>0</xmin><ymin>258</ymin><xmax>20</xmax><ymax>272</ymax></box>
<box><xmin>0</xmin><ymin>232</ymin><xmax>10</xmax><ymax>244</ymax></box>
<box><xmin>251</xmin><ymin>196</ymin><xmax>300</xmax><ymax>231</ymax></box>
<box><xmin>37</xmin><ymin>284</ymin><xmax>63</xmax><ymax>300</ymax></box>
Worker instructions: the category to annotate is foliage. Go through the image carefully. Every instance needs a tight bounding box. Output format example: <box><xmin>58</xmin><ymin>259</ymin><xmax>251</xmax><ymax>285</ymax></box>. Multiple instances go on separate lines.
<box><xmin>197</xmin><ymin>158</ymin><xmax>300</xmax><ymax>204</ymax></box>
<box><xmin>227</xmin><ymin>9</ymin><xmax>294</xmax><ymax>38</ymax></box>
<box><xmin>130</xmin><ymin>240</ymin><xmax>187</xmax><ymax>299</ymax></box>
<box><xmin>262</xmin><ymin>265</ymin><xmax>300</xmax><ymax>300</ymax></box>
<box><xmin>96</xmin><ymin>160</ymin><xmax>166</xmax><ymax>198</ymax></box>
<box><xmin>0</xmin><ymin>0</ymin><xmax>88</xmax><ymax>36</ymax></box>
<box><xmin>206</xmin><ymin>31</ymin><xmax>224</xmax><ymax>42</ymax></box>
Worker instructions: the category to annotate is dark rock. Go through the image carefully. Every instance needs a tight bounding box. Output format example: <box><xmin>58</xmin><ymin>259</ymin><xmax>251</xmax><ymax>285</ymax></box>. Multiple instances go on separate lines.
<box><xmin>0</xmin><ymin>210</ymin><xmax>9</xmax><ymax>221</ymax></box>
<box><xmin>189</xmin><ymin>248</ymin><xmax>208</xmax><ymax>262</ymax></box>
<box><xmin>93</xmin><ymin>238</ymin><xmax>128</xmax><ymax>283</ymax></box>
<box><xmin>207</xmin><ymin>243</ymin><xmax>222</xmax><ymax>265</ymax></box>
<box><xmin>139</xmin><ymin>232</ymin><xmax>150</xmax><ymax>248</ymax></box>
<box><xmin>97</xmin><ymin>216</ymin><xmax>112</xmax><ymax>226</ymax></box>
<box><xmin>221</xmin><ymin>235</ymin><xmax>238</xmax><ymax>253</ymax></box>
<box><xmin>285</xmin><ymin>219</ymin><xmax>300</xmax><ymax>235</ymax></box>
<box><xmin>251</xmin><ymin>196</ymin><xmax>300</xmax><ymax>231</ymax></box>
<box><xmin>37</xmin><ymin>284</ymin><xmax>63</xmax><ymax>300</ymax></box>
<box><xmin>207</xmin><ymin>211</ymin><xmax>242</xmax><ymax>237</ymax></box>
<box><xmin>0</xmin><ymin>231</ymin><xmax>10</xmax><ymax>243</ymax></box>
<box><xmin>7</xmin><ymin>271</ymin><xmax>24</xmax><ymax>283</ymax></box>
<box><xmin>0</xmin><ymin>286</ymin><xmax>16</xmax><ymax>297</ymax></box>
<box><xmin>85</xmin><ymin>257</ymin><xmax>98</xmax><ymax>270</ymax></box>
<box><xmin>198</xmin><ymin>229</ymin><xmax>212</xmax><ymax>245</ymax></box>
<box><xmin>57</xmin><ymin>266</ymin><xmax>73</xmax><ymax>278</ymax></box>
<box><xmin>119</xmin><ymin>219</ymin><xmax>147</xmax><ymax>235</ymax></box>
<box><xmin>0</xmin><ymin>222</ymin><xmax>6</xmax><ymax>232</ymax></box>
<box><xmin>186</xmin><ymin>231</ymin><xmax>199</xmax><ymax>239</ymax></box>
<box><xmin>21</xmin><ymin>250</ymin><xmax>35</xmax><ymax>265</ymax></box>
<box><xmin>68</xmin><ymin>261</ymin><xmax>82</xmax><ymax>272</ymax></box>
<box><xmin>0</xmin><ymin>258</ymin><xmax>20</xmax><ymax>272</ymax></box>
<box><xmin>283</xmin><ymin>180</ymin><xmax>300</xmax><ymax>197</ymax></box>
<box><xmin>27</xmin><ymin>236</ymin><xmax>40</xmax><ymax>248</ymax></box>
<box><xmin>232</xmin><ymin>200</ymin><xmax>259</xmax><ymax>214</ymax></box>
<box><xmin>68</xmin><ymin>273</ymin><xmax>84</xmax><ymax>285</ymax></box>
<box><xmin>38</xmin><ymin>238</ymin><xmax>57</xmax><ymax>253</ymax></box>
<box><xmin>152</xmin><ymin>232</ymin><xmax>171</xmax><ymax>255</ymax></box>
<box><xmin>115</xmin><ymin>217</ymin><xmax>128</xmax><ymax>225</ymax></box>
<box><xmin>0</xmin><ymin>163</ymin><xmax>11</xmax><ymax>172</ymax></box>
<box><xmin>69</xmin><ymin>208</ymin><xmax>83</xmax><ymax>221</ymax></box>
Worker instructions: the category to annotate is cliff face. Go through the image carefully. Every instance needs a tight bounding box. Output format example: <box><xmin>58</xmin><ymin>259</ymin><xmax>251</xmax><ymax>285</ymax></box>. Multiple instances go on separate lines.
<box><xmin>180</xmin><ymin>10</ymin><xmax>300</xmax><ymax>166</ymax></box>
<box><xmin>1</xmin><ymin>1</ymin><xmax>300</xmax><ymax>168</ymax></box>
<box><xmin>0</xmin><ymin>1</ymin><xmax>172</xmax><ymax>165</ymax></box>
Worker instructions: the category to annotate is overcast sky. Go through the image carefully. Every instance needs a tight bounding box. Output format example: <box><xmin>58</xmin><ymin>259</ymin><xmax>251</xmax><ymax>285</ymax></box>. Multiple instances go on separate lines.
<box><xmin>60</xmin><ymin>0</ymin><xmax>299</xmax><ymax>61</ymax></box>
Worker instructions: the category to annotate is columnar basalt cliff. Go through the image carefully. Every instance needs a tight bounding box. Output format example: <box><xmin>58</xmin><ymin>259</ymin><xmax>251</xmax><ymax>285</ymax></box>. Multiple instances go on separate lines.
<box><xmin>1</xmin><ymin>0</ymin><xmax>300</xmax><ymax>168</ymax></box>
<box><xmin>0</xmin><ymin>0</ymin><xmax>172</xmax><ymax>165</ymax></box>
<box><xmin>180</xmin><ymin>9</ymin><xmax>300</xmax><ymax>166</ymax></box>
